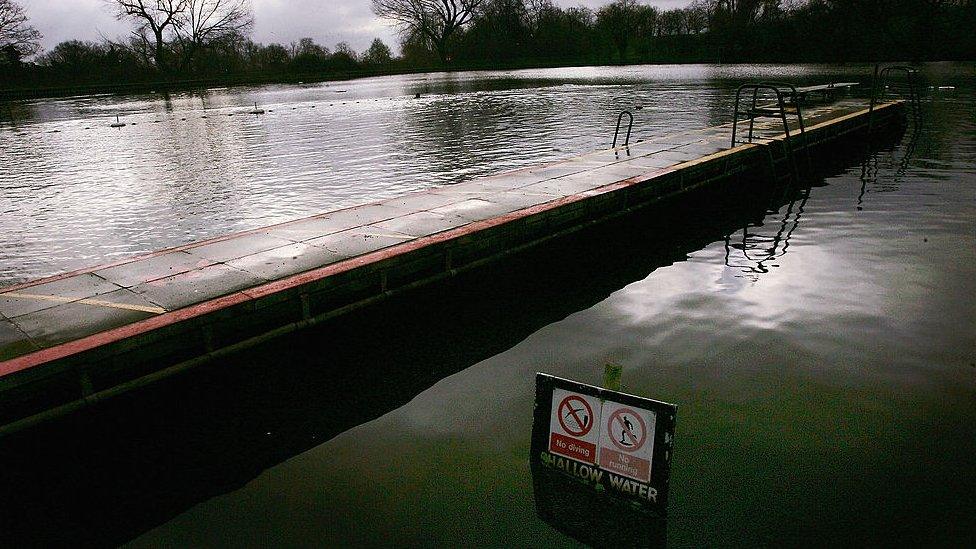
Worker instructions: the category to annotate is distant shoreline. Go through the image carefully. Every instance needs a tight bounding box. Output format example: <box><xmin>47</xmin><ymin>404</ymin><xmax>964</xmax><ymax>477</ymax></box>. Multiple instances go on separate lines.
<box><xmin>0</xmin><ymin>58</ymin><xmax>965</xmax><ymax>102</ymax></box>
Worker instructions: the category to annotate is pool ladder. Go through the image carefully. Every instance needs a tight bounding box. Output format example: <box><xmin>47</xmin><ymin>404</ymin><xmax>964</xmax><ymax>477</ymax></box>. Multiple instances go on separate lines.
<box><xmin>869</xmin><ymin>65</ymin><xmax>922</xmax><ymax>131</ymax></box>
<box><xmin>613</xmin><ymin>111</ymin><xmax>634</xmax><ymax>148</ymax></box>
<box><xmin>731</xmin><ymin>83</ymin><xmax>807</xmax><ymax>181</ymax></box>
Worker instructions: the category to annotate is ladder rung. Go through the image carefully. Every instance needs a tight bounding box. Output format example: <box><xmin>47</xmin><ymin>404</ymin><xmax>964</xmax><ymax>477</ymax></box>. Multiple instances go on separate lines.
<box><xmin>748</xmin><ymin>108</ymin><xmax>785</xmax><ymax>116</ymax></box>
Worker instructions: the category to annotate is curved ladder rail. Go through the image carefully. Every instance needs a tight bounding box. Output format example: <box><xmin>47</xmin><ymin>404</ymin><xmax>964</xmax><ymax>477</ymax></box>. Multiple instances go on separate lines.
<box><xmin>731</xmin><ymin>83</ymin><xmax>806</xmax><ymax>181</ymax></box>
<box><xmin>869</xmin><ymin>65</ymin><xmax>922</xmax><ymax>131</ymax></box>
<box><xmin>613</xmin><ymin>111</ymin><xmax>634</xmax><ymax>148</ymax></box>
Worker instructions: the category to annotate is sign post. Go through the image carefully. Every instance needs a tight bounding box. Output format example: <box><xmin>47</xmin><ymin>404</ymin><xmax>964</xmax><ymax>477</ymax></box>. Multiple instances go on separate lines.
<box><xmin>531</xmin><ymin>373</ymin><xmax>677</xmax><ymax>517</ymax></box>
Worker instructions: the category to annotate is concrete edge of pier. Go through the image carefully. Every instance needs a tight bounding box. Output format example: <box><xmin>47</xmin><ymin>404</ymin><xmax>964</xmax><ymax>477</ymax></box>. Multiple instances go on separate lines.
<box><xmin>0</xmin><ymin>100</ymin><xmax>906</xmax><ymax>434</ymax></box>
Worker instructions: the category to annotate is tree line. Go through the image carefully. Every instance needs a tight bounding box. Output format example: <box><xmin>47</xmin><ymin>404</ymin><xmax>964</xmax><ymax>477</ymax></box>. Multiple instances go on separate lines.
<box><xmin>1</xmin><ymin>0</ymin><xmax>973</xmax><ymax>91</ymax></box>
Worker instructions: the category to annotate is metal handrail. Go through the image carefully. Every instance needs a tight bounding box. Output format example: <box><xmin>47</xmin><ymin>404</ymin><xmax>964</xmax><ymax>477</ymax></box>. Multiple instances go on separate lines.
<box><xmin>613</xmin><ymin>111</ymin><xmax>634</xmax><ymax>148</ymax></box>
<box><xmin>759</xmin><ymin>81</ymin><xmax>806</xmax><ymax>135</ymax></box>
<box><xmin>869</xmin><ymin>65</ymin><xmax>922</xmax><ymax>134</ymax></box>
<box><xmin>731</xmin><ymin>84</ymin><xmax>797</xmax><ymax>147</ymax></box>
<box><xmin>731</xmin><ymin>83</ymin><xmax>805</xmax><ymax>179</ymax></box>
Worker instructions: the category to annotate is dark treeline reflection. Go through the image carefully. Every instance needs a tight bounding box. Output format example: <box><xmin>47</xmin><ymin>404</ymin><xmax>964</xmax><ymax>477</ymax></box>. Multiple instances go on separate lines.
<box><xmin>1</xmin><ymin>0</ymin><xmax>973</xmax><ymax>93</ymax></box>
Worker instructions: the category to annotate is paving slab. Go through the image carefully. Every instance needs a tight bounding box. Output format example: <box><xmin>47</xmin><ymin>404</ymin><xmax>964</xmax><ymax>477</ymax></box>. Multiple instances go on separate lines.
<box><xmin>479</xmin><ymin>191</ymin><xmax>561</xmax><ymax>214</ymax></box>
<box><xmin>271</xmin><ymin>204</ymin><xmax>408</xmax><ymax>243</ymax></box>
<box><xmin>0</xmin><ymin>320</ymin><xmax>37</xmax><ymax>361</ymax></box>
<box><xmin>186</xmin><ymin>234</ymin><xmax>296</xmax><ymax>263</ymax></box>
<box><xmin>585</xmin><ymin>163</ymin><xmax>654</xmax><ymax>181</ymax></box>
<box><xmin>478</xmin><ymin>171</ymin><xmax>548</xmax><ymax>191</ymax></box>
<box><xmin>226</xmin><ymin>243</ymin><xmax>346</xmax><ymax>281</ymax></box>
<box><xmin>130</xmin><ymin>264</ymin><xmax>265</xmax><ymax>311</ymax></box>
<box><xmin>0</xmin><ymin>273</ymin><xmax>122</xmax><ymax>319</ymax></box>
<box><xmin>674</xmin><ymin>141</ymin><xmax>728</xmax><ymax>157</ymax></box>
<box><xmin>644</xmin><ymin>150</ymin><xmax>703</xmax><ymax>165</ymax></box>
<box><xmin>429</xmin><ymin>198</ymin><xmax>518</xmax><ymax>222</ymax></box>
<box><xmin>10</xmin><ymin>289</ymin><xmax>162</xmax><ymax>348</ymax></box>
<box><xmin>521</xmin><ymin>174</ymin><xmax>604</xmax><ymax>197</ymax></box>
<box><xmin>305</xmin><ymin>229</ymin><xmax>416</xmax><ymax>259</ymax></box>
<box><xmin>381</xmin><ymin>190</ymin><xmax>467</xmax><ymax>212</ymax></box>
<box><xmin>262</xmin><ymin>217</ymin><xmax>370</xmax><ymax>242</ymax></box>
<box><xmin>576</xmin><ymin>150</ymin><xmax>636</xmax><ymax>165</ymax></box>
<box><xmin>626</xmin><ymin>140</ymin><xmax>687</xmax><ymax>155</ymax></box>
<box><xmin>621</xmin><ymin>155</ymin><xmax>683</xmax><ymax>169</ymax></box>
<box><xmin>524</xmin><ymin>164</ymin><xmax>589</xmax><ymax>180</ymax></box>
<box><xmin>94</xmin><ymin>252</ymin><xmax>215</xmax><ymax>288</ymax></box>
<box><xmin>562</xmin><ymin>157</ymin><xmax>614</xmax><ymax>170</ymax></box>
<box><xmin>372</xmin><ymin>211</ymin><xmax>472</xmax><ymax>237</ymax></box>
<box><xmin>430</xmin><ymin>181</ymin><xmax>531</xmax><ymax>199</ymax></box>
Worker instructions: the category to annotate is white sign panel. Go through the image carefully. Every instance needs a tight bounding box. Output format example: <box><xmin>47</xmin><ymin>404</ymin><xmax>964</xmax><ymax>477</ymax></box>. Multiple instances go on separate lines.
<box><xmin>597</xmin><ymin>401</ymin><xmax>657</xmax><ymax>483</ymax></box>
<box><xmin>548</xmin><ymin>388</ymin><xmax>602</xmax><ymax>464</ymax></box>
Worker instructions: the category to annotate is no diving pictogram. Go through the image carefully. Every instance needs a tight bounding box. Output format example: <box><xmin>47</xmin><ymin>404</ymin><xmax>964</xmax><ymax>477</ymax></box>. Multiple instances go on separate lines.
<box><xmin>557</xmin><ymin>395</ymin><xmax>593</xmax><ymax>437</ymax></box>
<box><xmin>608</xmin><ymin>408</ymin><xmax>647</xmax><ymax>452</ymax></box>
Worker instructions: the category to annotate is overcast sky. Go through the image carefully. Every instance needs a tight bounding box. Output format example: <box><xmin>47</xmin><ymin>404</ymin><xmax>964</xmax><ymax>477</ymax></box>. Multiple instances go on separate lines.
<box><xmin>22</xmin><ymin>0</ymin><xmax>689</xmax><ymax>55</ymax></box>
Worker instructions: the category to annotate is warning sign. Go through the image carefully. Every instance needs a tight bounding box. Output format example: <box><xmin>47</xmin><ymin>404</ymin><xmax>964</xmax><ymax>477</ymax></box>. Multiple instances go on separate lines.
<box><xmin>548</xmin><ymin>388</ymin><xmax>601</xmax><ymax>464</ymax></box>
<box><xmin>598</xmin><ymin>403</ymin><xmax>656</xmax><ymax>483</ymax></box>
<box><xmin>531</xmin><ymin>373</ymin><xmax>677</xmax><ymax>517</ymax></box>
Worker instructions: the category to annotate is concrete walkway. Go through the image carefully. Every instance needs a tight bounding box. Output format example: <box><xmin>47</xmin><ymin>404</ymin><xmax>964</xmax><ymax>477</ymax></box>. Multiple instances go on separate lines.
<box><xmin>0</xmin><ymin>99</ymin><xmax>904</xmax><ymax>431</ymax></box>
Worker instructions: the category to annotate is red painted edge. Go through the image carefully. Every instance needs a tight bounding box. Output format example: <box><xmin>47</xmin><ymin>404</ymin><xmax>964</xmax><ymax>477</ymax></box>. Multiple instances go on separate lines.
<box><xmin>0</xmin><ymin>101</ymin><xmax>899</xmax><ymax>379</ymax></box>
<box><xmin>0</xmin><ymin>165</ymin><xmax>679</xmax><ymax>379</ymax></box>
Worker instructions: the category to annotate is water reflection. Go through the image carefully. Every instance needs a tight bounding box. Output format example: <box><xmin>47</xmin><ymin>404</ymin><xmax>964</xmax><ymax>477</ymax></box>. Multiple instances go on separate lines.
<box><xmin>858</xmin><ymin>120</ymin><xmax>923</xmax><ymax>208</ymax></box>
<box><xmin>724</xmin><ymin>187</ymin><xmax>810</xmax><ymax>281</ymax></box>
<box><xmin>532</xmin><ymin>464</ymin><xmax>667</xmax><ymax>548</ymax></box>
<box><xmin>0</xmin><ymin>155</ymin><xmax>861</xmax><ymax>546</ymax></box>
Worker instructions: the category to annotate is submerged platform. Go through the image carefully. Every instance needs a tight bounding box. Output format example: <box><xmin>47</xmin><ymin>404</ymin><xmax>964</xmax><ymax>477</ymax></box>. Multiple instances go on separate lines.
<box><xmin>0</xmin><ymin>99</ymin><xmax>905</xmax><ymax>433</ymax></box>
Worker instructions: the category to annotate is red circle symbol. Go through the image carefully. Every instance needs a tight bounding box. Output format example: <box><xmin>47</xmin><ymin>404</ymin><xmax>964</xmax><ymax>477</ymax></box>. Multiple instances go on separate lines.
<box><xmin>608</xmin><ymin>408</ymin><xmax>647</xmax><ymax>452</ymax></box>
<box><xmin>557</xmin><ymin>396</ymin><xmax>593</xmax><ymax>437</ymax></box>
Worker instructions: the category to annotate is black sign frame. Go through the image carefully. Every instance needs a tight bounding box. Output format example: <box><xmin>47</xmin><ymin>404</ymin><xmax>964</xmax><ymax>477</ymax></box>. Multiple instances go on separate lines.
<box><xmin>531</xmin><ymin>373</ymin><xmax>677</xmax><ymax>517</ymax></box>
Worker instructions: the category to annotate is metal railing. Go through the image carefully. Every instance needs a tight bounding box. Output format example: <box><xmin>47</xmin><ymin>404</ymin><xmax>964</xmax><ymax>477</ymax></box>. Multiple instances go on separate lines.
<box><xmin>613</xmin><ymin>110</ymin><xmax>634</xmax><ymax>148</ymax></box>
<box><xmin>869</xmin><ymin>65</ymin><xmax>922</xmax><ymax>130</ymax></box>
<box><xmin>731</xmin><ymin>83</ymin><xmax>807</xmax><ymax>180</ymax></box>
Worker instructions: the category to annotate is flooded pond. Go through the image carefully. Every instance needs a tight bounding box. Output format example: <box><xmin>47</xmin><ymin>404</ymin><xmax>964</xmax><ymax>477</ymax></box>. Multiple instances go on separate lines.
<box><xmin>0</xmin><ymin>64</ymin><xmax>974</xmax><ymax>546</ymax></box>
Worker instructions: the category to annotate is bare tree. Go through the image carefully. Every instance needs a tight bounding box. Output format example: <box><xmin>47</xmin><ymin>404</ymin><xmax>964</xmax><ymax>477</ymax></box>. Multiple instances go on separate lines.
<box><xmin>0</xmin><ymin>0</ymin><xmax>42</xmax><ymax>62</ymax></box>
<box><xmin>109</xmin><ymin>0</ymin><xmax>251</xmax><ymax>73</ymax></box>
<box><xmin>108</xmin><ymin>0</ymin><xmax>187</xmax><ymax>73</ymax></box>
<box><xmin>174</xmin><ymin>0</ymin><xmax>253</xmax><ymax>64</ymax></box>
<box><xmin>372</xmin><ymin>0</ymin><xmax>484</xmax><ymax>63</ymax></box>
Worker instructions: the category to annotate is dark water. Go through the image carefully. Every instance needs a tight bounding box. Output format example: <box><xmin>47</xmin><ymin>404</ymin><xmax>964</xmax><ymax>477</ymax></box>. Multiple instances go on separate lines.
<box><xmin>0</xmin><ymin>64</ymin><xmax>974</xmax><ymax>547</ymax></box>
